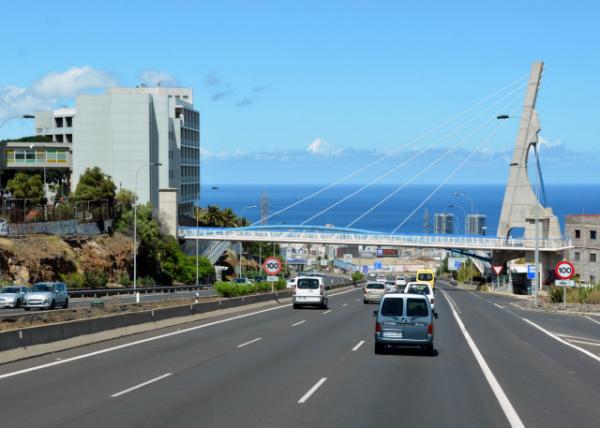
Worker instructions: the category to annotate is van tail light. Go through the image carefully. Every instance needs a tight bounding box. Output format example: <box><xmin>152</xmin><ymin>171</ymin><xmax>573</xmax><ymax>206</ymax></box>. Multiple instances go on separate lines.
<box><xmin>427</xmin><ymin>324</ymin><xmax>433</xmax><ymax>335</ymax></box>
<box><xmin>320</xmin><ymin>285</ymin><xmax>324</xmax><ymax>295</ymax></box>
<box><xmin>430</xmin><ymin>299</ymin><xmax>434</xmax><ymax>305</ymax></box>
<box><xmin>375</xmin><ymin>322</ymin><xmax>381</xmax><ymax>332</ymax></box>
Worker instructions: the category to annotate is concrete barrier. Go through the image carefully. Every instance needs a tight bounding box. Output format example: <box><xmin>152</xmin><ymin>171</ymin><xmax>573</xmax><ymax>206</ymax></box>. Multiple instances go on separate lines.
<box><xmin>0</xmin><ymin>290</ymin><xmax>295</xmax><ymax>352</ymax></box>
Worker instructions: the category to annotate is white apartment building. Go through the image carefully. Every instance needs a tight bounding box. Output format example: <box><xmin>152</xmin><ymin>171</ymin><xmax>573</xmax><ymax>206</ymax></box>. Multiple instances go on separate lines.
<box><xmin>72</xmin><ymin>86</ymin><xmax>200</xmax><ymax>218</ymax></box>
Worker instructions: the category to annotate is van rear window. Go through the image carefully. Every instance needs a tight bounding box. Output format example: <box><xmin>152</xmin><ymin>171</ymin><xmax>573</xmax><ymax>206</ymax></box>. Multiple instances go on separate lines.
<box><xmin>406</xmin><ymin>298</ymin><xmax>428</xmax><ymax>317</ymax></box>
<box><xmin>297</xmin><ymin>279</ymin><xmax>319</xmax><ymax>289</ymax></box>
<box><xmin>417</xmin><ymin>273</ymin><xmax>433</xmax><ymax>281</ymax></box>
<box><xmin>381</xmin><ymin>298</ymin><xmax>403</xmax><ymax>316</ymax></box>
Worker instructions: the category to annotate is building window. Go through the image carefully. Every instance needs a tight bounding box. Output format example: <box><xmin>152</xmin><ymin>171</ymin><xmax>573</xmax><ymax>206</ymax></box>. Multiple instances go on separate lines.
<box><xmin>575</xmin><ymin>229</ymin><xmax>581</xmax><ymax>239</ymax></box>
<box><xmin>591</xmin><ymin>230</ymin><xmax>597</xmax><ymax>240</ymax></box>
<box><xmin>574</xmin><ymin>252</ymin><xmax>580</xmax><ymax>261</ymax></box>
<box><xmin>591</xmin><ymin>275</ymin><xmax>597</xmax><ymax>285</ymax></box>
<box><xmin>591</xmin><ymin>253</ymin><xmax>597</xmax><ymax>263</ymax></box>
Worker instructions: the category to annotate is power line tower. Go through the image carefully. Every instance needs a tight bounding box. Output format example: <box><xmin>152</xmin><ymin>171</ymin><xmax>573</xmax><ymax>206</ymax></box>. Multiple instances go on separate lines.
<box><xmin>260</xmin><ymin>191</ymin><xmax>269</xmax><ymax>225</ymax></box>
<box><xmin>423</xmin><ymin>208</ymin><xmax>430</xmax><ymax>234</ymax></box>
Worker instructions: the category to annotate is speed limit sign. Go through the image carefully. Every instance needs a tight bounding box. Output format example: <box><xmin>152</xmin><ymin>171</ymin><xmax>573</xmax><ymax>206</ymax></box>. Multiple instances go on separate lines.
<box><xmin>263</xmin><ymin>256</ymin><xmax>283</xmax><ymax>276</ymax></box>
<box><xmin>555</xmin><ymin>260</ymin><xmax>575</xmax><ymax>280</ymax></box>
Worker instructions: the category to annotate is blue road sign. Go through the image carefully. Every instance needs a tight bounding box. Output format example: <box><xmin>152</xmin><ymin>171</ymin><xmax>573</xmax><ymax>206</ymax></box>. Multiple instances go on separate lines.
<box><xmin>362</xmin><ymin>265</ymin><xmax>369</xmax><ymax>274</ymax></box>
<box><xmin>527</xmin><ymin>264</ymin><xmax>536</xmax><ymax>279</ymax></box>
<box><xmin>374</xmin><ymin>261</ymin><xmax>382</xmax><ymax>270</ymax></box>
<box><xmin>454</xmin><ymin>261</ymin><xmax>462</xmax><ymax>269</ymax></box>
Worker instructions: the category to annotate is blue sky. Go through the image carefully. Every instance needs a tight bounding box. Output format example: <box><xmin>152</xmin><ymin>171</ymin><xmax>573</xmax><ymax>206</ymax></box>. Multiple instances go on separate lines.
<box><xmin>1</xmin><ymin>0</ymin><xmax>599</xmax><ymax>184</ymax></box>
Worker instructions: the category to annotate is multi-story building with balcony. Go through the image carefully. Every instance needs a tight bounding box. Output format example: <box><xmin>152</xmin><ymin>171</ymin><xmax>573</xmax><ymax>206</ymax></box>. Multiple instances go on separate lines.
<box><xmin>565</xmin><ymin>214</ymin><xmax>600</xmax><ymax>285</ymax></box>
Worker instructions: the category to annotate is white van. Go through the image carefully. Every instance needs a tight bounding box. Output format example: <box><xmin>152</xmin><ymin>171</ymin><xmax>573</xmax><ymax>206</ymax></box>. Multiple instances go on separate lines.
<box><xmin>293</xmin><ymin>276</ymin><xmax>328</xmax><ymax>309</ymax></box>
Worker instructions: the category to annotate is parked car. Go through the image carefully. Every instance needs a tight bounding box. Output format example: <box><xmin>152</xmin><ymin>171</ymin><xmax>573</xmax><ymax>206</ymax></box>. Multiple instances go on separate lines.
<box><xmin>404</xmin><ymin>282</ymin><xmax>435</xmax><ymax>310</ymax></box>
<box><xmin>395</xmin><ymin>276</ymin><xmax>407</xmax><ymax>287</ymax></box>
<box><xmin>234</xmin><ymin>277</ymin><xmax>255</xmax><ymax>284</ymax></box>
<box><xmin>363</xmin><ymin>282</ymin><xmax>386</xmax><ymax>304</ymax></box>
<box><xmin>24</xmin><ymin>282</ymin><xmax>69</xmax><ymax>310</ymax></box>
<box><xmin>293</xmin><ymin>276</ymin><xmax>328</xmax><ymax>309</ymax></box>
<box><xmin>373</xmin><ymin>293</ymin><xmax>437</xmax><ymax>355</ymax></box>
<box><xmin>0</xmin><ymin>285</ymin><xmax>30</xmax><ymax>308</ymax></box>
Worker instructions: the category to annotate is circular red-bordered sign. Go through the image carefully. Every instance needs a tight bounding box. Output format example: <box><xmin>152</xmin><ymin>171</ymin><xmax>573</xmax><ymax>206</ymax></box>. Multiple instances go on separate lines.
<box><xmin>555</xmin><ymin>260</ymin><xmax>575</xmax><ymax>280</ymax></box>
<box><xmin>262</xmin><ymin>256</ymin><xmax>283</xmax><ymax>276</ymax></box>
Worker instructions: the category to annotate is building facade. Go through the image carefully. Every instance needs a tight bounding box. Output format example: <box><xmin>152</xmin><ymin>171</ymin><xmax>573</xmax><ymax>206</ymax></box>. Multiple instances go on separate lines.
<box><xmin>466</xmin><ymin>214</ymin><xmax>487</xmax><ymax>235</ymax></box>
<box><xmin>565</xmin><ymin>215</ymin><xmax>600</xmax><ymax>285</ymax></box>
<box><xmin>73</xmin><ymin>87</ymin><xmax>200</xmax><ymax>217</ymax></box>
<box><xmin>434</xmin><ymin>212</ymin><xmax>455</xmax><ymax>234</ymax></box>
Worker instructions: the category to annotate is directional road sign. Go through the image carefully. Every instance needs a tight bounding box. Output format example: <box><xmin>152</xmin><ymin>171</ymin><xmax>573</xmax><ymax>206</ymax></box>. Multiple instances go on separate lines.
<box><xmin>262</xmin><ymin>256</ymin><xmax>283</xmax><ymax>276</ymax></box>
<box><xmin>527</xmin><ymin>264</ymin><xmax>536</xmax><ymax>279</ymax></box>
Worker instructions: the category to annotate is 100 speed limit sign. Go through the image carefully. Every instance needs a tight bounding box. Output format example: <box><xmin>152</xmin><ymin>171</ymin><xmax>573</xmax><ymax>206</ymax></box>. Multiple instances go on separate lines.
<box><xmin>263</xmin><ymin>256</ymin><xmax>283</xmax><ymax>276</ymax></box>
<box><xmin>555</xmin><ymin>260</ymin><xmax>575</xmax><ymax>280</ymax></box>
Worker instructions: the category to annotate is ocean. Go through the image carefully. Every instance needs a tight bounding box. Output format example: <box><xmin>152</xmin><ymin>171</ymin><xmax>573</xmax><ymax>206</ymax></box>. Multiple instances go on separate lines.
<box><xmin>199</xmin><ymin>184</ymin><xmax>600</xmax><ymax>235</ymax></box>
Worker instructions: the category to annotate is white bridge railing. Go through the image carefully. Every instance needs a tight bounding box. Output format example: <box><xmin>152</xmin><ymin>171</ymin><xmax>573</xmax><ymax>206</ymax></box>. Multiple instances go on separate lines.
<box><xmin>179</xmin><ymin>227</ymin><xmax>572</xmax><ymax>252</ymax></box>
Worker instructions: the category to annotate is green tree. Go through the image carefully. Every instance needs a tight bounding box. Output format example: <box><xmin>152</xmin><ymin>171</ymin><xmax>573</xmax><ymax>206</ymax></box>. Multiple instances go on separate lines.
<box><xmin>72</xmin><ymin>167</ymin><xmax>116</xmax><ymax>201</ymax></box>
<box><xmin>6</xmin><ymin>172</ymin><xmax>45</xmax><ymax>203</ymax></box>
<box><xmin>115</xmin><ymin>188</ymin><xmax>136</xmax><ymax>211</ymax></box>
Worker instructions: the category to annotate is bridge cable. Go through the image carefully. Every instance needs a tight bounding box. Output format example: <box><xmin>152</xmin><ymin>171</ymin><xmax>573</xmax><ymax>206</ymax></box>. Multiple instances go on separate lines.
<box><xmin>391</xmin><ymin>105</ymin><xmax>521</xmax><ymax>233</ymax></box>
<box><xmin>251</xmin><ymin>74</ymin><xmax>528</xmax><ymax>226</ymax></box>
<box><xmin>299</xmin><ymin>82</ymin><xmax>527</xmax><ymax>226</ymax></box>
<box><xmin>346</xmin><ymin>93</ymin><xmax>524</xmax><ymax>228</ymax></box>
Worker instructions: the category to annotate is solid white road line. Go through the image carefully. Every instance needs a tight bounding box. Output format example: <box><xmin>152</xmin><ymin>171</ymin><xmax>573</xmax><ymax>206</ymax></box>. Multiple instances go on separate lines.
<box><xmin>494</xmin><ymin>303</ymin><xmax>504</xmax><ymax>310</ymax></box>
<box><xmin>522</xmin><ymin>318</ymin><xmax>600</xmax><ymax>363</ymax></box>
<box><xmin>323</xmin><ymin>310</ymin><xmax>332</xmax><ymax>314</ymax></box>
<box><xmin>342</xmin><ymin>303</ymin><xmax>348</xmax><ymax>307</ymax></box>
<box><xmin>110</xmin><ymin>373</ymin><xmax>172</xmax><ymax>398</ymax></box>
<box><xmin>440</xmin><ymin>290</ymin><xmax>524</xmax><ymax>428</ymax></box>
<box><xmin>567</xmin><ymin>339</ymin><xmax>600</xmax><ymax>347</ymax></box>
<box><xmin>237</xmin><ymin>337</ymin><xmax>262</xmax><ymax>348</ymax></box>
<box><xmin>298</xmin><ymin>377</ymin><xmax>327</xmax><ymax>404</ymax></box>
<box><xmin>291</xmin><ymin>320</ymin><xmax>306</xmax><ymax>327</ymax></box>
<box><xmin>352</xmin><ymin>340</ymin><xmax>365</xmax><ymax>351</ymax></box>
<box><xmin>0</xmin><ymin>287</ymin><xmax>360</xmax><ymax>381</ymax></box>
<box><xmin>557</xmin><ymin>333</ymin><xmax>600</xmax><ymax>343</ymax></box>
<box><xmin>585</xmin><ymin>315</ymin><xmax>600</xmax><ymax>326</ymax></box>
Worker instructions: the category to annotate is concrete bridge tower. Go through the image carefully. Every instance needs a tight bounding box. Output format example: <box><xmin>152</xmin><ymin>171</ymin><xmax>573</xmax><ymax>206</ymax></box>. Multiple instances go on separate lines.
<box><xmin>497</xmin><ymin>61</ymin><xmax>561</xmax><ymax>242</ymax></box>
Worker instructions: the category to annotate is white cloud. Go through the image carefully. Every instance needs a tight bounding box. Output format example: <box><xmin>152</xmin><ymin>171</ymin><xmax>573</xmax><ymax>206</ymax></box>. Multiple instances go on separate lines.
<box><xmin>140</xmin><ymin>70</ymin><xmax>180</xmax><ymax>87</ymax></box>
<box><xmin>537</xmin><ymin>135</ymin><xmax>562</xmax><ymax>151</ymax></box>
<box><xmin>306</xmin><ymin>138</ymin><xmax>343</xmax><ymax>157</ymax></box>
<box><xmin>0</xmin><ymin>66</ymin><xmax>117</xmax><ymax>122</ymax></box>
<box><xmin>200</xmin><ymin>147</ymin><xmax>247</xmax><ymax>160</ymax></box>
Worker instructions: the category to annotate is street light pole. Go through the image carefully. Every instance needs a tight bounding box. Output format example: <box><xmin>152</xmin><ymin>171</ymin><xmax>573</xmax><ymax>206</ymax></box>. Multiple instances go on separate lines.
<box><xmin>452</xmin><ymin>192</ymin><xmax>474</xmax><ymax>215</ymax></box>
<box><xmin>238</xmin><ymin>205</ymin><xmax>257</xmax><ymax>278</ymax></box>
<box><xmin>448</xmin><ymin>204</ymin><xmax>467</xmax><ymax>235</ymax></box>
<box><xmin>133</xmin><ymin>162</ymin><xmax>162</xmax><ymax>303</ymax></box>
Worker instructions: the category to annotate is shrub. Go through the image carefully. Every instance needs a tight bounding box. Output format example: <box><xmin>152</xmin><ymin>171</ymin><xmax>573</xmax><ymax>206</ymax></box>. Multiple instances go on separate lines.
<box><xmin>352</xmin><ymin>271</ymin><xmax>364</xmax><ymax>282</ymax></box>
<box><xmin>549</xmin><ymin>286</ymin><xmax>564</xmax><ymax>303</ymax></box>
<box><xmin>119</xmin><ymin>274</ymin><xmax>132</xmax><ymax>287</ymax></box>
<box><xmin>83</xmin><ymin>271</ymin><xmax>108</xmax><ymax>289</ymax></box>
<box><xmin>274</xmin><ymin>279</ymin><xmax>286</xmax><ymax>290</ymax></box>
<box><xmin>138</xmin><ymin>276</ymin><xmax>155</xmax><ymax>287</ymax></box>
<box><xmin>214</xmin><ymin>281</ymin><xmax>241</xmax><ymax>297</ymax></box>
<box><xmin>60</xmin><ymin>272</ymin><xmax>85</xmax><ymax>289</ymax></box>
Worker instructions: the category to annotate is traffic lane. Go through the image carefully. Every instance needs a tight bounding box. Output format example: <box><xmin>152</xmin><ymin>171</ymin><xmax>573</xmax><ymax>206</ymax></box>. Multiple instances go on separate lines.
<box><xmin>0</xmin><ymin>289</ymin><xmax>360</xmax><ymax>427</ymax></box>
<box><xmin>61</xmin><ymin>288</ymin><xmax>505</xmax><ymax>428</ymax></box>
<box><xmin>0</xmin><ymin>289</ymin><xmax>216</xmax><ymax>317</ymax></box>
<box><xmin>442</xmin><ymin>284</ymin><xmax>600</xmax><ymax>427</ymax></box>
<box><xmin>288</xmin><ymin>283</ymin><xmax>507</xmax><ymax>428</ymax></box>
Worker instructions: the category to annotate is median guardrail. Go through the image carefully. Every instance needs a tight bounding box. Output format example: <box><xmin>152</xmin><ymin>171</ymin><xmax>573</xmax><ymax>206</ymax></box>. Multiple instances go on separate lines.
<box><xmin>67</xmin><ymin>283</ymin><xmax>211</xmax><ymax>298</ymax></box>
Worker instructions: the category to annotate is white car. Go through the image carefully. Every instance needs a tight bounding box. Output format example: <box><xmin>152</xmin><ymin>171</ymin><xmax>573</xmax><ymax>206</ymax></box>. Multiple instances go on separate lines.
<box><xmin>376</xmin><ymin>275</ymin><xmax>387</xmax><ymax>283</ymax></box>
<box><xmin>293</xmin><ymin>276</ymin><xmax>328</xmax><ymax>309</ymax></box>
<box><xmin>404</xmin><ymin>282</ymin><xmax>435</xmax><ymax>310</ymax></box>
<box><xmin>286</xmin><ymin>277</ymin><xmax>297</xmax><ymax>289</ymax></box>
<box><xmin>395</xmin><ymin>276</ymin><xmax>407</xmax><ymax>287</ymax></box>
<box><xmin>384</xmin><ymin>280</ymin><xmax>398</xmax><ymax>293</ymax></box>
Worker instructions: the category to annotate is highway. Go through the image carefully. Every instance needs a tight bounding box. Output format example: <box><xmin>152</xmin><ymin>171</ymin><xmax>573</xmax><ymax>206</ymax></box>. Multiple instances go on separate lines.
<box><xmin>0</xmin><ymin>282</ymin><xmax>599</xmax><ymax>427</ymax></box>
<box><xmin>0</xmin><ymin>289</ymin><xmax>216</xmax><ymax>317</ymax></box>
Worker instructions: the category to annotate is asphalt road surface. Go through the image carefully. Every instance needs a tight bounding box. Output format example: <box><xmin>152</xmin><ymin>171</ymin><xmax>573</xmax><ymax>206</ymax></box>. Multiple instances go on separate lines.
<box><xmin>0</xmin><ymin>281</ymin><xmax>599</xmax><ymax>427</ymax></box>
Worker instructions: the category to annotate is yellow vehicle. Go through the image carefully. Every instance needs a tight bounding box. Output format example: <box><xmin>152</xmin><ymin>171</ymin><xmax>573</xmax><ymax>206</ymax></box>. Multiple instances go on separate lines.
<box><xmin>416</xmin><ymin>269</ymin><xmax>435</xmax><ymax>288</ymax></box>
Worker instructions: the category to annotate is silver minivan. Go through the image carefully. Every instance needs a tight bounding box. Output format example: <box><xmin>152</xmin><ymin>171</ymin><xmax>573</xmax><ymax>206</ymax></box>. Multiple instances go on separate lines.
<box><xmin>373</xmin><ymin>294</ymin><xmax>436</xmax><ymax>355</ymax></box>
<box><xmin>24</xmin><ymin>282</ymin><xmax>69</xmax><ymax>310</ymax></box>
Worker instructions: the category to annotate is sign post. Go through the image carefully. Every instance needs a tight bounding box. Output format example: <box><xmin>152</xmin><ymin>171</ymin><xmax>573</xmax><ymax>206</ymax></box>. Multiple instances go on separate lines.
<box><xmin>263</xmin><ymin>256</ymin><xmax>283</xmax><ymax>292</ymax></box>
<box><xmin>554</xmin><ymin>261</ymin><xmax>575</xmax><ymax>310</ymax></box>
<box><xmin>492</xmin><ymin>265</ymin><xmax>504</xmax><ymax>291</ymax></box>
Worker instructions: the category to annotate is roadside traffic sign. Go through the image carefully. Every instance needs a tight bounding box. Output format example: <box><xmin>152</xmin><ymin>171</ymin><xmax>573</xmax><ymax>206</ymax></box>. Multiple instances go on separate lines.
<box><xmin>554</xmin><ymin>280</ymin><xmax>574</xmax><ymax>287</ymax></box>
<box><xmin>362</xmin><ymin>265</ymin><xmax>369</xmax><ymax>274</ymax></box>
<box><xmin>492</xmin><ymin>265</ymin><xmax>503</xmax><ymax>275</ymax></box>
<box><xmin>454</xmin><ymin>261</ymin><xmax>462</xmax><ymax>270</ymax></box>
<box><xmin>263</xmin><ymin>256</ymin><xmax>283</xmax><ymax>276</ymax></box>
<box><xmin>555</xmin><ymin>260</ymin><xmax>575</xmax><ymax>280</ymax></box>
<box><xmin>266</xmin><ymin>276</ymin><xmax>279</xmax><ymax>282</ymax></box>
<box><xmin>374</xmin><ymin>261</ymin><xmax>382</xmax><ymax>270</ymax></box>
<box><xmin>527</xmin><ymin>264</ymin><xmax>536</xmax><ymax>279</ymax></box>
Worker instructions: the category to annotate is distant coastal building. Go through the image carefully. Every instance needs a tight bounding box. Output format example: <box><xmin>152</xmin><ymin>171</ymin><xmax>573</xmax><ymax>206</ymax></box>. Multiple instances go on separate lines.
<box><xmin>434</xmin><ymin>212</ymin><xmax>455</xmax><ymax>234</ymax></box>
<box><xmin>565</xmin><ymin>214</ymin><xmax>600</xmax><ymax>285</ymax></box>
<box><xmin>466</xmin><ymin>213</ymin><xmax>487</xmax><ymax>235</ymax></box>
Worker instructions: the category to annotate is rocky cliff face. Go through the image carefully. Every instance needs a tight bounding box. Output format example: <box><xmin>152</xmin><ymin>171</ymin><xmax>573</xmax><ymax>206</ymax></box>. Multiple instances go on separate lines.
<box><xmin>0</xmin><ymin>233</ymin><xmax>132</xmax><ymax>285</ymax></box>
